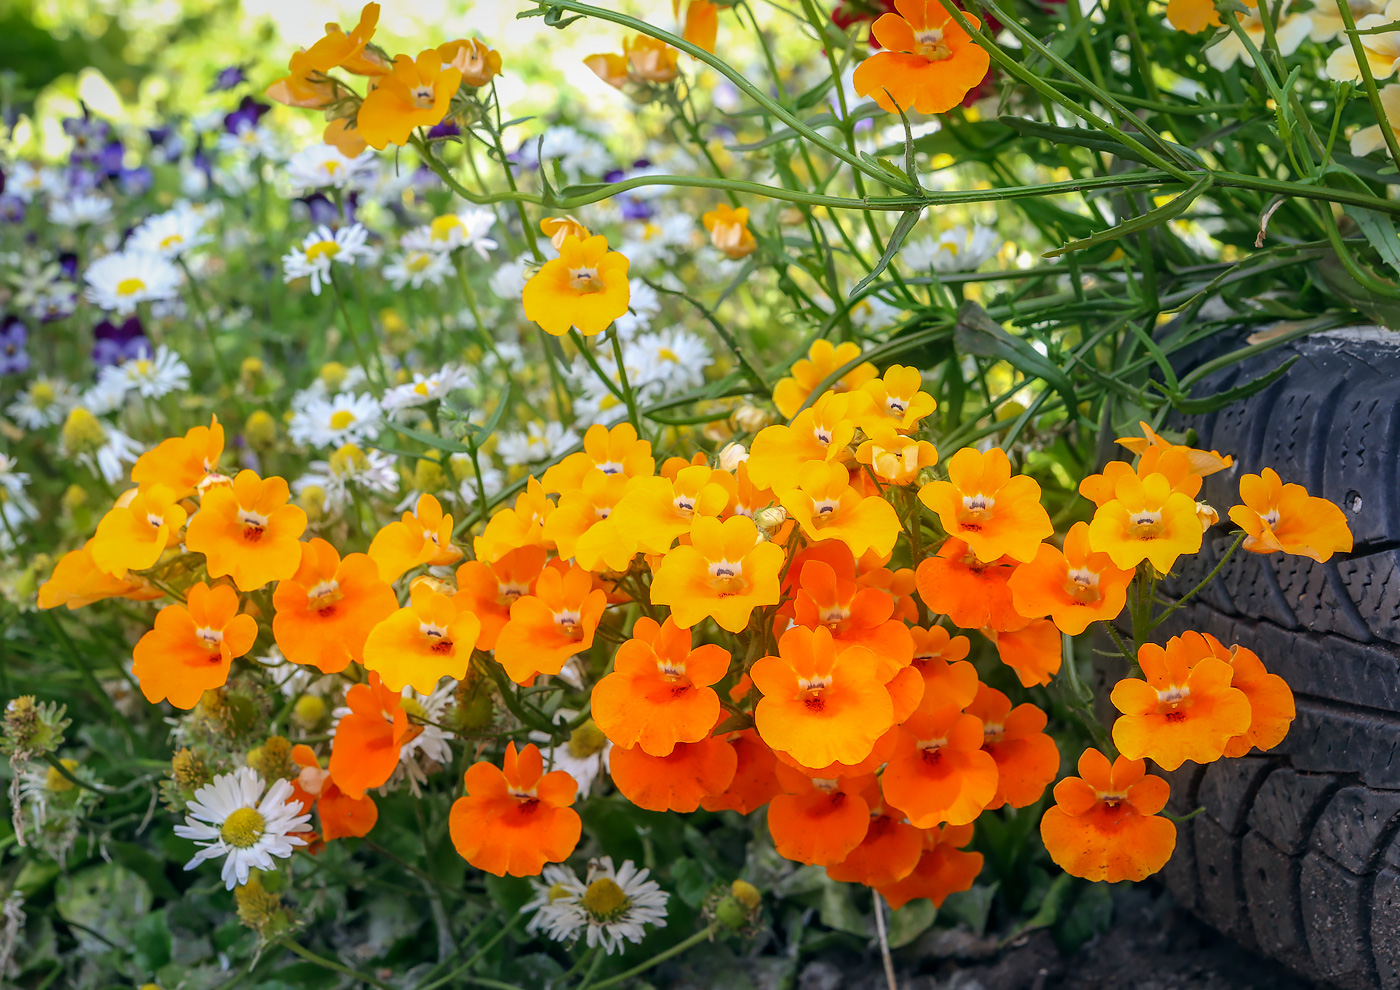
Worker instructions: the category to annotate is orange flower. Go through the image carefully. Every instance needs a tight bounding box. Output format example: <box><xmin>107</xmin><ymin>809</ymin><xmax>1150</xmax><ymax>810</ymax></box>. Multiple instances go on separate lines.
<box><xmin>131</xmin><ymin>582</ymin><xmax>257</xmax><ymax>709</ymax></box>
<box><xmin>858</xmin><ymin>561</ymin><xmax>920</xmax><ymax>623</ymax></box>
<box><xmin>1110</xmin><ymin>633</ymin><xmax>1252</xmax><ymax>771</ymax></box>
<box><xmin>1081</xmin><ymin>447</ymin><xmax>1204</xmax><ymax>507</ymax></box>
<box><xmin>185</xmin><ymin>470</ymin><xmax>307</xmax><ymax>591</ymax></box>
<box><xmin>680</xmin><ymin>0</ymin><xmax>720</xmax><ymax>52</ymax></box>
<box><xmin>453</xmin><ymin>545</ymin><xmax>548</xmax><ymax>652</ymax></box>
<box><xmin>702</xmin><ymin>203</ymin><xmax>756</xmax><ymax>260</ymax></box>
<box><xmin>1166</xmin><ymin>0</ymin><xmax>1222</xmax><ymax>31</ymax></box>
<box><xmin>752</xmin><ymin>625</ymin><xmax>895</xmax><ymax>768</ymax></box>
<box><xmin>856</xmin><ymin>421</ymin><xmax>939</xmax><ymax>486</ymax></box>
<box><xmin>328</xmin><ymin>674</ymin><xmax>422</xmax><ymax>799</ymax></box>
<box><xmin>877</xmin><ymin>824</ymin><xmax>983</xmax><ymax>909</ymax></box>
<box><xmin>576</xmin><ymin>465</ymin><xmax>732</xmax><ymax>570</ymax></box>
<box><xmin>273</xmin><ymin>539</ymin><xmax>397</xmax><ymax>674</ymax></box>
<box><xmin>541</xmin><ymin>469</ymin><xmax>630</xmax><ymax>561</ymax></box>
<box><xmin>651</xmin><ymin>514</ymin><xmax>783</xmax><ymax>632</ymax></box>
<box><xmin>768</xmin><ymin>763</ymin><xmax>873</xmax><ymax>866</ymax></box>
<box><xmin>852</xmin><ymin>0</ymin><xmax>991</xmax><ymax>114</ymax></box>
<box><xmin>493</xmin><ymin>563</ymin><xmax>607</xmax><ymax>683</ymax></box>
<box><xmin>89</xmin><ymin>485</ymin><xmax>187</xmax><ymax>577</ymax></box>
<box><xmin>965</xmin><ymin>685</ymin><xmax>1058</xmax><ymax>810</ymax></box>
<box><xmin>623</xmin><ymin>35</ymin><xmax>679</xmax><ymax>82</ymax></box>
<box><xmin>772</xmin><ymin>341</ymin><xmax>878</xmax><ymax>421</ymax></box>
<box><xmin>1040</xmin><ymin>749</ymin><xmax>1176</xmax><ymax>883</ymax></box>
<box><xmin>911</xmin><ymin>624</ymin><xmax>971</xmax><ymax>666</ymax></box>
<box><xmin>267</xmin><ymin>3</ymin><xmax>383</xmax><ymax>107</ymax></box>
<box><xmin>324</xmin><ymin>117</ymin><xmax>367</xmax><ymax>156</ymax></box>
<box><xmin>909</xmin><ymin>653</ymin><xmax>979</xmax><ymax>713</ymax></box>
<box><xmin>1213</xmin><ymin>637</ymin><xmax>1295</xmax><ymax>758</ymax></box>
<box><xmin>860</xmin><ymin>365</ymin><xmax>937</xmax><ymax>432</ymax></box>
<box><xmin>522</xmin><ymin>234</ymin><xmax>631</xmax><ymax>337</ymax></box>
<box><xmin>448</xmin><ymin>742</ymin><xmax>581</xmax><ymax>877</ymax></box>
<box><xmin>131</xmin><ymin>415</ymin><xmax>224</xmax><ymax>496</ymax></box>
<box><xmin>437</xmin><ymin>38</ymin><xmax>501</xmax><ymax>87</ymax></box>
<box><xmin>780</xmin><ymin>460</ymin><xmax>902</xmax><ymax>558</ymax></box>
<box><xmin>610</xmin><ymin>734</ymin><xmax>738</xmax><ymax>812</ymax></box>
<box><xmin>700</xmin><ymin>729</ymin><xmax>782</xmax><ymax>814</ymax></box>
<box><xmin>918</xmin><ymin>447</ymin><xmax>1051</xmax><ymax>563</ymax></box>
<box><xmin>583</xmin><ymin>52</ymin><xmax>630</xmax><ymax>89</ymax></box>
<box><xmin>1087</xmin><ymin>472</ymin><xmax>1203</xmax><ymax>573</ymax></box>
<box><xmin>826</xmin><ymin>781</ymin><xmax>923</xmax><ymax>888</ymax></box>
<box><xmin>1229</xmin><ymin>468</ymin><xmax>1353</xmax><ymax>562</ymax></box>
<box><xmin>290</xmin><ymin>745</ymin><xmax>378</xmax><ymax>841</ymax></box>
<box><xmin>38</xmin><ymin>542</ymin><xmax>162</xmax><ymax>610</ymax></box>
<box><xmin>914</xmin><ymin>538</ymin><xmax>1029</xmax><ymax>632</ymax></box>
<box><xmin>475</xmin><ymin>478</ymin><xmax>556</xmax><ymax>563</ymax></box>
<box><xmin>1116</xmin><ymin>421</ymin><xmax>1233</xmax><ymax>477</ymax></box>
<box><xmin>361</xmin><ymin>582</ymin><xmax>479</xmax><ymax>694</ymax></box>
<box><xmin>592</xmin><ymin>617</ymin><xmax>729</xmax><ymax>755</ymax></box>
<box><xmin>542</xmin><ymin>422</ymin><xmax>654</xmax><ymax>494</ymax></box>
<box><xmin>1006</xmin><ymin>521</ymin><xmax>1133</xmax><ymax>635</ymax></box>
<box><xmin>986</xmin><ymin>618</ymin><xmax>1062</xmax><ymax>687</ymax></box>
<box><xmin>747</xmin><ymin>391</ymin><xmax>871</xmax><ymax>494</ymax></box>
<box><xmin>881</xmin><ymin>698</ymin><xmax>998</xmax><ymax>828</ymax></box>
<box><xmin>541</xmin><ymin>216</ymin><xmax>590</xmax><ymax>251</ymax></box>
<box><xmin>356</xmin><ymin>50</ymin><xmax>462</xmax><ymax>150</ymax></box>
<box><xmin>369</xmin><ymin>493</ymin><xmax>462</xmax><ymax>583</ymax></box>
<box><xmin>789</xmin><ymin>547</ymin><xmax>913</xmax><ymax>670</ymax></box>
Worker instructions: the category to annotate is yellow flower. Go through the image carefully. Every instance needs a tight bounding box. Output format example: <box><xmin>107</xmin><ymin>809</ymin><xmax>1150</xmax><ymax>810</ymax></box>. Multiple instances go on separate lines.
<box><xmin>771</xmin><ymin>340</ymin><xmax>878</xmax><ymax>421</ymax></box>
<box><xmin>356</xmin><ymin>50</ymin><xmax>463</xmax><ymax>150</ymax></box>
<box><xmin>702</xmin><ymin>203</ymin><xmax>756</xmax><ymax>260</ymax></box>
<box><xmin>522</xmin><ymin>234</ymin><xmax>631</xmax><ymax>337</ymax></box>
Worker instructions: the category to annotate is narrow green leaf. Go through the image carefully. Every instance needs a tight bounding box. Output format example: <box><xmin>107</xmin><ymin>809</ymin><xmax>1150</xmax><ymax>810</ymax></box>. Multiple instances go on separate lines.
<box><xmin>953</xmin><ymin>301</ymin><xmax>1078</xmax><ymax>411</ymax></box>
<box><xmin>1347</xmin><ymin>205</ymin><xmax>1400</xmax><ymax>276</ymax></box>
<box><xmin>1043</xmin><ymin>175</ymin><xmax>1213</xmax><ymax>258</ymax></box>
<box><xmin>1162</xmin><ymin>355</ymin><xmax>1298</xmax><ymax>414</ymax></box>
<box><xmin>847</xmin><ymin>209</ymin><xmax>923</xmax><ymax>301</ymax></box>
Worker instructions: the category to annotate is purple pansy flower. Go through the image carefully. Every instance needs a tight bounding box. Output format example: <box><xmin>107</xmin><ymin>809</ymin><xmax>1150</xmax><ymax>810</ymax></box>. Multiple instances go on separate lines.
<box><xmin>224</xmin><ymin>96</ymin><xmax>270</xmax><ymax>136</ymax></box>
<box><xmin>211</xmin><ymin>65</ymin><xmax>247</xmax><ymax>92</ymax></box>
<box><xmin>0</xmin><ymin>317</ymin><xmax>28</xmax><ymax>376</ymax></box>
<box><xmin>92</xmin><ymin>317</ymin><xmax>151</xmax><ymax>367</ymax></box>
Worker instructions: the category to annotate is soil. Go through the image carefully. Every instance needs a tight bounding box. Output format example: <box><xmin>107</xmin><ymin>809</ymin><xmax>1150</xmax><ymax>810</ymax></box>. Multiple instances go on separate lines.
<box><xmin>795</xmin><ymin>884</ymin><xmax>1320</xmax><ymax>990</ymax></box>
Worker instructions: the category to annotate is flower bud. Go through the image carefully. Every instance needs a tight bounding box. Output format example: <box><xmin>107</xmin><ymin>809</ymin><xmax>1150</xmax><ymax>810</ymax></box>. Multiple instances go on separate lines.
<box><xmin>753</xmin><ymin>505</ymin><xmax>787</xmax><ymax>534</ymax></box>
<box><xmin>731</xmin><ymin>403</ymin><xmax>773</xmax><ymax>434</ymax></box>
<box><xmin>60</xmin><ymin>407</ymin><xmax>106</xmax><ymax>456</ymax></box>
<box><xmin>61</xmin><ymin>484</ymin><xmax>87</xmax><ymax>512</ymax></box>
<box><xmin>714</xmin><ymin>879</ymin><xmax>763</xmax><ymax>930</ymax></box>
<box><xmin>319</xmin><ymin>361</ymin><xmax>349</xmax><ymax>392</ymax></box>
<box><xmin>293</xmin><ymin>694</ymin><xmax>327</xmax><ymax>730</ymax></box>
<box><xmin>244</xmin><ymin>410</ymin><xmax>277</xmax><ymax>450</ymax></box>
<box><xmin>298</xmin><ymin>484</ymin><xmax>327</xmax><ymax>523</ymax></box>
<box><xmin>240</xmin><ymin>356</ymin><xmax>264</xmax><ymax>391</ymax></box>
<box><xmin>2</xmin><ymin>696</ymin><xmax>70</xmax><ymax>760</ymax></box>
<box><xmin>718</xmin><ymin>442</ymin><xmax>748</xmax><ymax>472</ymax></box>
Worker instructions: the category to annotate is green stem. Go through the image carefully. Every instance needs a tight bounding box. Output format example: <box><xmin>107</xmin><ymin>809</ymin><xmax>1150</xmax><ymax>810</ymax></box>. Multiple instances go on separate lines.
<box><xmin>608</xmin><ymin>327</ymin><xmax>642</xmax><ymax>432</ymax></box>
<box><xmin>586</xmin><ymin>924</ymin><xmax>720</xmax><ymax>990</ymax></box>
<box><xmin>280</xmin><ymin>939</ymin><xmax>397</xmax><ymax>990</ymax></box>
<box><xmin>1150</xmin><ymin>532</ymin><xmax>1246</xmax><ymax>630</ymax></box>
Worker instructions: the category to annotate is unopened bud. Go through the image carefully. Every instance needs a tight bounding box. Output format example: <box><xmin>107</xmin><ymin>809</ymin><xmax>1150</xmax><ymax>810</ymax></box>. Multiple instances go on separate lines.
<box><xmin>293</xmin><ymin>695</ymin><xmax>327</xmax><ymax>729</ymax></box>
<box><xmin>731</xmin><ymin>404</ymin><xmax>773</xmax><ymax>434</ymax></box>
<box><xmin>60</xmin><ymin>407</ymin><xmax>106</xmax><ymax>455</ymax></box>
<box><xmin>718</xmin><ymin>442</ymin><xmax>748</xmax><ymax>472</ymax></box>
<box><xmin>244</xmin><ymin>410</ymin><xmax>276</xmax><ymax>449</ymax></box>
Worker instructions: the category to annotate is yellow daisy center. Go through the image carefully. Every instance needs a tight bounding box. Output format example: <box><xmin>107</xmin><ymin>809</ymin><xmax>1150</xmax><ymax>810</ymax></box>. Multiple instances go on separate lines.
<box><xmin>567</xmin><ymin>721</ymin><xmax>607</xmax><ymax>759</ymax></box>
<box><xmin>431</xmin><ymin>215</ymin><xmax>464</xmax><ymax>240</ymax></box>
<box><xmin>159</xmin><ymin>233</ymin><xmax>184</xmax><ymax>250</ymax></box>
<box><xmin>220</xmin><ymin>807</ymin><xmax>266</xmax><ymax>848</ymax></box>
<box><xmin>582</xmin><ymin>877</ymin><xmax>632</xmax><ymax>921</ymax></box>
<box><xmin>116</xmin><ymin>277</ymin><xmax>147</xmax><ymax>297</ymax></box>
<box><xmin>329</xmin><ymin>410</ymin><xmax>357</xmax><ymax>431</ymax></box>
<box><xmin>305</xmin><ymin>240</ymin><xmax>340</xmax><ymax>263</ymax></box>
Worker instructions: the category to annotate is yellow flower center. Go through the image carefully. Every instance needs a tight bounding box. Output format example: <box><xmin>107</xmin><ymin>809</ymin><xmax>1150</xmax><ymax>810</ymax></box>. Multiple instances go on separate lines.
<box><xmin>307</xmin><ymin>578</ymin><xmax>342</xmax><ymax>612</ymax></box>
<box><xmin>810</xmin><ymin>496</ymin><xmax>840</xmax><ymax>523</ymax></box>
<box><xmin>708</xmin><ymin>560</ymin><xmax>746</xmax><ymax>595</ymax></box>
<box><xmin>323</xmin><ymin>161</ymin><xmax>342</xmax><ymax>176</ymax></box>
<box><xmin>45</xmin><ymin>759</ymin><xmax>80</xmax><ymax>793</ymax></box>
<box><xmin>219</xmin><ymin>806</ymin><xmax>266</xmax><ymax>848</ymax></box>
<box><xmin>959</xmin><ymin>493</ymin><xmax>994</xmax><ymax>525</ymax></box>
<box><xmin>672</xmin><ymin>494</ymin><xmax>696</xmax><ymax>518</ymax></box>
<box><xmin>1063</xmin><ymin>567</ymin><xmax>1101</xmax><ymax>604</ymax></box>
<box><xmin>116</xmin><ymin>277</ymin><xmax>147</xmax><ymax>297</ymax></box>
<box><xmin>410</xmin><ymin>84</ymin><xmax>437</xmax><ymax>109</ymax></box>
<box><xmin>913</xmin><ymin>28</ymin><xmax>952</xmax><ymax>60</ymax></box>
<box><xmin>133</xmin><ymin>359</ymin><xmax>154</xmax><ymax>376</ymax></box>
<box><xmin>329</xmin><ymin>410</ymin><xmax>357</xmax><ymax>431</ymax></box>
<box><xmin>419</xmin><ymin>621</ymin><xmax>455</xmax><ymax>654</ymax></box>
<box><xmin>407</xmin><ymin>252</ymin><xmax>433</xmax><ymax>272</ymax></box>
<box><xmin>29</xmin><ymin>382</ymin><xmax>56</xmax><ymax>406</ymax></box>
<box><xmin>567</xmin><ymin>721</ymin><xmax>608</xmax><ymax>759</ymax></box>
<box><xmin>554</xmin><ymin>609</ymin><xmax>584</xmax><ymax>639</ymax></box>
<box><xmin>61</xmin><ymin>407</ymin><xmax>107</xmax><ymax>454</ymax></box>
<box><xmin>195</xmin><ymin>625</ymin><xmax>225</xmax><ymax>650</ymax></box>
<box><xmin>238</xmin><ymin>508</ymin><xmax>269</xmax><ymax>542</ymax></box>
<box><xmin>329</xmin><ymin>442</ymin><xmax>367</xmax><ymax>474</ymax></box>
<box><xmin>547</xmin><ymin>881</ymin><xmax>573</xmax><ymax>904</ymax></box>
<box><xmin>431</xmin><ymin>215</ymin><xmax>465</xmax><ymax>240</ymax></box>
<box><xmin>305</xmin><ymin>240</ymin><xmax>340</xmax><ymax>263</ymax></box>
<box><xmin>568</xmin><ymin>266</ymin><xmax>606</xmax><ymax>293</ymax></box>
<box><xmin>658</xmin><ymin>347</ymin><xmax>680</xmax><ymax>363</ymax></box>
<box><xmin>400</xmin><ymin>695</ymin><xmax>429</xmax><ymax>721</ymax></box>
<box><xmin>582</xmin><ymin>877</ymin><xmax>631</xmax><ymax>921</ymax></box>
<box><xmin>1128</xmin><ymin>509</ymin><xmax>1163</xmax><ymax>538</ymax></box>
<box><xmin>159</xmin><ymin>233</ymin><xmax>184</xmax><ymax>250</ymax></box>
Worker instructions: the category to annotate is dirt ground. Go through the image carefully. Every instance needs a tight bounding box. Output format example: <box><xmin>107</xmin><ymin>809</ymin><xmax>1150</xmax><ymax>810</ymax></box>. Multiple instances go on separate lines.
<box><xmin>796</xmin><ymin>885</ymin><xmax>1318</xmax><ymax>990</ymax></box>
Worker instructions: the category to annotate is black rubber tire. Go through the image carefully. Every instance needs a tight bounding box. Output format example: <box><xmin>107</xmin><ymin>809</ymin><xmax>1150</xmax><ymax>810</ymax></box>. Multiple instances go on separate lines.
<box><xmin>1128</xmin><ymin>327</ymin><xmax>1400</xmax><ymax>989</ymax></box>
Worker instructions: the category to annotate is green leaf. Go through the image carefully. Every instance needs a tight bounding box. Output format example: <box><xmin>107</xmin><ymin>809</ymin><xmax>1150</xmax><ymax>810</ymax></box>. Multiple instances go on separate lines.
<box><xmin>469</xmin><ymin>381</ymin><xmax>513</xmax><ymax>443</ymax></box>
<box><xmin>670</xmin><ymin>858</ymin><xmax>712</xmax><ymax>909</ymax></box>
<box><xmin>848</xmin><ymin>209</ymin><xmax>922</xmax><ymax>301</ymax></box>
<box><xmin>1018</xmin><ymin>871</ymin><xmax>1075</xmax><ymax>933</ymax></box>
<box><xmin>1053</xmin><ymin>881</ymin><xmax>1113</xmax><ymax>953</ymax></box>
<box><xmin>109</xmin><ymin>840</ymin><xmax>179</xmax><ymax>900</ymax></box>
<box><xmin>817</xmin><ymin>875</ymin><xmax>869</xmax><ymax>936</ymax></box>
<box><xmin>1161</xmin><ymin>355</ymin><xmax>1297</xmax><ymax>414</ymax></box>
<box><xmin>953</xmin><ymin>301</ymin><xmax>1078</xmax><ymax>412</ymax></box>
<box><xmin>1043</xmin><ymin>174</ymin><xmax>1213</xmax><ymax>259</ymax></box>
<box><xmin>940</xmin><ymin>882</ymin><xmax>998</xmax><ymax>936</ymax></box>
<box><xmin>998</xmin><ymin>117</ymin><xmax>1205</xmax><ymax>168</ymax></box>
<box><xmin>131</xmin><ymin>910</ymin><xmax>173</xmax><ymax>972</ymax></box>
<box><xmin>1347</xmin><ymin>206</ymin><xmax>1400</xmax><ymax>276</ymax></box>
<box><xmin>887</xmin><ymin>899</ymin><xmax>937</xmax><ymax>948</ymax></box>
<box><xmin>390</xmin><ymin>424</ymin><xmax>471</xmax><ymax>454</ymax></box>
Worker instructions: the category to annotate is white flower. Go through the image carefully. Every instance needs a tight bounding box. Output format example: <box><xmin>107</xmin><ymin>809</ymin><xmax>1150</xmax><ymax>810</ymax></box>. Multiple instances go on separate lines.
<box><xmin>49</xmin><ymin>194</ymin><xmax>113</xmax><ymax>227</ymax></box>
<box><xmin>455</xmin><ymin>460</ymin><xmax>505</xmax><ymax>506</ymax></box>
<box><xmin>9</xmin><ymin>163</ymin><xmax>61</xmax><ymax>203</ymax></box>
<box><xmin>402</xmin><ymin>209</ymin><xmax>499</xmax><ymax>258</ymax></box>
<box><xmin>631</xmin><ymin>327</ymin><xmax>711</xmax><ymax>396</ymax></box>
<box><xmin>524</xmin><ymin>857</ymin><xmax>669</xmax><ymax>955</ymax></box>
<box><xmin>288</xmin><ymin>391</ymin><xmax>383</xmax><ymax>448</ymax></box>
<box><xmin>380</xmin><ymin>365</ymin><xmax>472</xmax><ymax>417</ymax></box>
<box><xmin>531</xmin><ymin>125</ymin><xmax>612</xmax><ymax>180</ymax></box>
<box><xmin>614</xmin><ymin>280</ymin><xmax>663</xmax><ymax>339</ymax></box>
<box><xmin>1352</xmin><ymin>83</ymin><xmax>1400</xmax><ymax>156</ymax></box>
<box><xmin>6</xmin><ymin>378</ymin><xmax>78</xmax><ymax>429</ymax></box>
<box><xmin>395</xmin><ymin>681</ymin><xmax>455</xmax><ymax>795</ymax></box>
<box><xmin>294</xmin><ymin>445</ymin><xmax>399</xmax><ymax>511</ymax></box>
<box><xmin>99</xmin><ymin>344</ymin><xmax>190</xmax><ymax>400</ymax></box>
<box><xmin>282</xmin><ymin>224</ymin><xmax>370</xmax><ymax>296</ymax></box>
<box><xmin>851</xmin><ymin>294</ymin><xmax>903</xmax><ymax>332</ymax></box>
<box><xmin>80</xmin><ymin>373</ymin><xmax>131</xmax><ymax>416</ymax></box>
<box><xmin>174</xmin><ymin>767</ymin><xmax>310</xmax><ymax>890</ymax></box>
<box><xmin>0</xmin><ymin>454</ymin><xmax>35</xmax><ymax>523</ymax></box>
<box><xmin>213</xmin><ymin>159</ymin><xmax>258</xmax><ymax>196</ymax></box>
<box><xmin>84</xmin><ymin>251</ymin><xmax>182</xmax><ymax>315</ymax></box>
<box><xmin>535</xmin><ymin>717</ymin><xmax>611</xmax><ymax>799</ymax></box>
<box><xmin>1211</xmin><ymin>4</ymin><xmax>1311</xmax><ymax>70</ymax></box>
<box><xmin>127</xmin><ymin>205</ymin><xmax>211</xmax><ymax>259</ymax></box>
<box><xmin>488</xmin><ymin>255</ymin><xmax>532</xmax><ymax>300</ymax></box>
<box><xmin>217</xmin><ymin>123</ymin><xmax>282</xmax><ymax>160</ymax></box>
<box><xmin>383</xmin><ymin>249</ymin><xmax>453</xmax><ymax>290</ymax></box>
<box><xmin>285</xmin><ymin>144</ymin><xmax>376</xmax><ymax>193</ymax></box>
<box><xmin>72</xmin><ymin>423</ymin><xmax>141</xmax><ymax>484</ymax></box>
<box><xmin>497</xmin><ymin>421</ymin><xmax>580</xmax><ymax>466</ymax></box>
<box><xmin>620</xmin><ymin>213</ymin><xmax>695</xmax><ymax>269</ymax></box>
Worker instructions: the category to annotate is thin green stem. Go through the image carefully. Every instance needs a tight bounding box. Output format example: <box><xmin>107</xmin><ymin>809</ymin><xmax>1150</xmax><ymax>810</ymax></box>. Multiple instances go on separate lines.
<box><xmin>1151</xmin><ymin>532</ymin><xmax>1246</xmax><ymax>629</ymax></box>
<box><xmin>586</xmin><ymin>924</ymin><xmax>720</xmax><ymax>990</ymax></box>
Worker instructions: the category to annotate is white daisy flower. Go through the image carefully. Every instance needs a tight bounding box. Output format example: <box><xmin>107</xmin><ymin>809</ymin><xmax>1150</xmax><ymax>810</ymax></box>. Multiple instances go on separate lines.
<box><xmin>613</xmin><ymin>280</ymin><xmax>663</xmax><ymax>340</ymax></box>
<box><xmin>383</xmin><ymin>249</ymin><xmax>453</xmax><ymax>290</ymax></box>
<box><xmin>294</xmin><ymin>444</ymin><xmax>399</xmax><ymax>511</ymax></box>
<box><xmin>285</xmin><ymin>144</ymin><xmax>376</xmax><ymax>193</ymax></box>
<box><xmin>488</xmin><ymin>255</ymin><xmax>532</xmax><ymax>301</ymax></box>
<box><xmin>903</xmin><ymin>226</ymin><xmax>1002</xmax><ymax>274</ymax></box>
<box><xmin>531</xmin><ymin>125</ymin><xmax>612</xmax><ymax>181</ymax></box>
<box><xmin>9</xmin><ymin>162</ymin><xmax>61</xmax><ymax>203</ymax></box>
<box><xmin>534</xmin><ymin>716</ymin><xmax>611</xmax><ymax>799</ymax></box>
<box><xmin>402</xmin><ymin>209</ymin><xmax>499</xmax><ymax>258</ymax></box>
<box><xmin>380</xmin><ymin>365</ymin><xmax>472</xmax><ymax>417</ymax></box>
<box><xmin>288</xmin><ymin>391</ymin><xmax>382</xmax><ymax>448</ymax></box>
<box><xmin>49</xmin><ymin>194</ymin><xmax>113</xmax><ymax>228</ymax></box>
<box><xmin>395</xmin><ymin>680</ymin><xmax>455</xmax><ymax>796</ymax></box>
<box><xmin>524</xmin><ymin>857</ymin><xmax>669</xmax><ymax>955</ymax></box>
<box><xmin>127</xmin><ymin>205</ymin><xmax>211</xmax><ymax>259</ymax></box>
<box><xmin>173</xmin><ymin>767</ymin><xmax>310</xmax><ymax>890</ymax></box>
<box><xmin>282</xmin><ymin>224</ymin><xmax>370</xmax><ymax>296</ymax></box>
<box><xmin>620</xmin><ymin>213</ymin><xmax>696</xmax><ymax>269</ymax></box>
<box><xmin>99</xmin><ymin>344</ymin><xmax>190</xmax><ymax>400</ymax></box>
<box><xmin>214</xmin><ymin>159</ymin><xmax>258</xmax><ymax>196</ymax></box>
<box><xmin>217</xmin><ymin>123</ymin><xmax>282</xmax><ymax>160</ymax></box>
<box><xmin>850</xmin><ymin>295</ymin><xmax>902</xmax><ymax>332</ymax></box>
<box><xmin>455</xmin><ymin>461</ymin><xmax>505</xmax><ymax>506</ymax></box>
<box><xmin>7</xmin><ymin>378</ymin><xmax>79</xmax><ymax>429</ymax></box>
<box><xmin>496</xmin><ymin>421</ymin><xmax>580</xmax><ymax>466</ymax></box>
<box><xmin>632</xmin><ymin>327</ymin><xmax>711</xmax><ymax>395</ymax></box>
<box><xmin>84</xmin><ymin>250</ymin><xmax>182</xmax><ymax>316</ymax></box>
<box><xmin>80</xmin><ymin>373</ymin><xmax>131</xmax><ymax>416</ymax></box>
<box><xmin>78</xmin><ymin>424</ymin><xmax>142</xmax><ymax>484</ymax></box>
<box><xmin>0</xmin><ymin>454</ymin><xmax>36</xmax><ymax>522</ymax></box>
